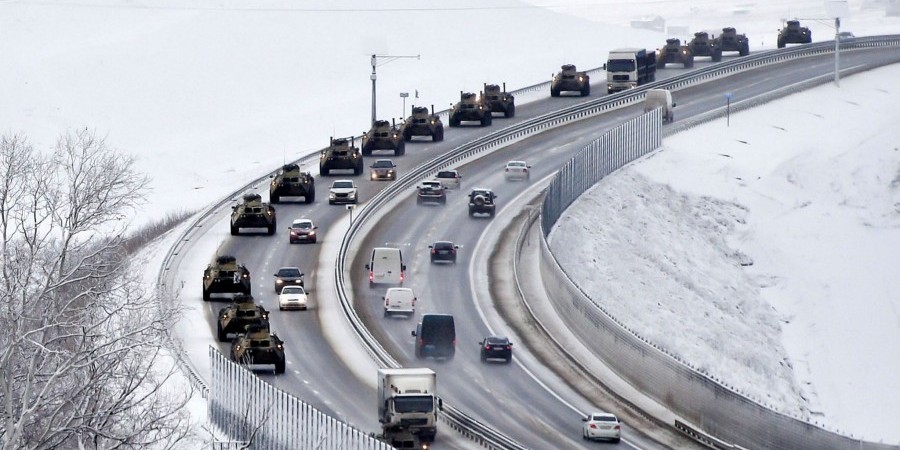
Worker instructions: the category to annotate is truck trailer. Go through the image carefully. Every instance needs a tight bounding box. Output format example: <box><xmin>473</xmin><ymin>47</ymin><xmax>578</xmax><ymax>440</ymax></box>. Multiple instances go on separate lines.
<box><xmin>606</xmin><ymin>48</ymin><xmax>657</xmax><ymax>94</ymax></box>
<box><xmin>378</xmin><ymin>368</ymin><xmax>440</xmax><ymax>443</ymax></box>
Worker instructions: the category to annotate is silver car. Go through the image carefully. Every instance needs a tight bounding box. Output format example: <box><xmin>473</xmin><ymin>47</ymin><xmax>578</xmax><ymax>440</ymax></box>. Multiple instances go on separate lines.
<box><xmin>504</xmin><ymin>160</ymin><xmax>530</xmax><ymax>181</ymax></box>
<box><xmin>581</xmin><ymin>412</ymin><xmax>621</xmax><ymax>443</ymax></box>
<box><xmin>369</xmin><ymin>159</ymin><xmax>397</xmax><ymax>181</ymax></box>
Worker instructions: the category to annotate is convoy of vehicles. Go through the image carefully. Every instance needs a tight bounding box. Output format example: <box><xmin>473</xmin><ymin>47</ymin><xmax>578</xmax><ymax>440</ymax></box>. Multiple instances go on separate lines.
<box><xmin>606</xmin><ymin>48</ymin><xmax>657</xmax><ymax>94</ymax></box>
<box><xmin>201</xmin><ymin>21</ymin><xmax>830</xmax><ymax>445</ymax></box>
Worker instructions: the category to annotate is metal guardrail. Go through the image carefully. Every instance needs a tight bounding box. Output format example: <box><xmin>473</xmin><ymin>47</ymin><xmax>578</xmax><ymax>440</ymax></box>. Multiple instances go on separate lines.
<box><xmin>157</xmin><ymin>35</ymin><xmax>900</xmax><ymax>448</ymax></box>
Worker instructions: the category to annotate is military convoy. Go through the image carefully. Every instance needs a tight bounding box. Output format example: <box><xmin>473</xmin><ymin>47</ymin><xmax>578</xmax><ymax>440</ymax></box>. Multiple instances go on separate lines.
<box><xmin>778</xmin><ymin>20</ymin><xmax>812</xmax><ymax>48</ymax></box>
<box><xmin>719</xmin><ymin>27</ymin><xmax>750</xmax><ymax>56</ymax></box>
<box><xmin>449</xmin><ymin>91</ymin><xmax>492</xmax><ymax>127</ymax></box>
<box><xmin>688</xmin><ymin>32</ymin><xmax>723</xmax><ymax>62</ymax></box>
<box><xmin>269</xmin><ymin>163</ymin><xmax>315</xmax><ymax>204</ymax></box>
<box><xmin>401</xmin><ymin>106</ymin><xmax>444</xmax><ymax>142</ymax></box>
<box><xmin>658</xmin><ymin>38</ymin><xmax>695</xmax><ymax>68</ymax></box>
<box><xmin>319</xmin><ymin>137</ymin><xmax>364</xmax><ymax>176</ymax></box>
<box><xmin>230</xmin><ymin>193</ymin><xmax>277</xmax><ymax>235</ymax></box>
<box><xmin>216</xmin><ymin>294</ymin><xmax>270</xmax><ymax>342</ymax></box>
<box><xmin>551</xmin><ymin>64</ymin><xmax>590</xmax><ymax>97</ymax></box>
<box><xmin>483</xmin><ymin>83</ymin><xmax>515</xmax><ymax>118</ymax></box>
<box><xmin>230</xmin><ymin>324</ymin><xmax>286</xmax><ymax>374</ymax></box>
<box><xmin>363</xmin><ymin>120</ymin><xmax>405</xmax><ymax>156</ymax></box>
<box><xmin>202</xmin><ymin>255</ymin><xmax>252</xmax><ymax>301</ymax></box>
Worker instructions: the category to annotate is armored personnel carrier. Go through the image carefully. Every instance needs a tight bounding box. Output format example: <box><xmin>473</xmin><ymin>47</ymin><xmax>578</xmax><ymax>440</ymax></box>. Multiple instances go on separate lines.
<box><xmin>363</xmin><ymin>119</ymin><xmax>405</xmax><ymax>156</ymax></box>
<box><xmin>449</xmin><ymin>91</ymin><xmax>492</xmax><ymax>127</ymax></box>
<box><xmin>778</xmin><ymin>20</ymin><xmax>812</xmax><ymax>48</ymax></box>
<box><xmin>319</xmin><ymin>137</ymin><xmax>364</xmax><ymax>176</ymax></box>
<box><xmin>202</xmin><ymin>255</ymin><xmax>251</xmax><ymax>301</ymax></box>
<box><xmin>658</xmin><ymin>38</ymin><xmax>694</xmax><ymax>68</ymax></box>
<box><xmin>483</xmin><ymin>83</ymin><xmax>515</xmax><ymax>118</ymax></box>
<box><xmin>269</xmin><ymin>163</ymin><xmax>315</xmax><ymax>204</ymax></box>
<box><xmin>230</xmin><ymin>193</ymin><xmax>276</xmax><ymax>235</ymax></box>
<box><xmin>216</xmin><ymin>294</ymin><xmax>270</xmax><ymax>342</ymax></box>
<box><xmin>688</xmin><ymin>32</ymin><xmax>723</xmax><ymax>62</ymax></box>
<box><xmin>400</xmin><ymin>105</ymin><xmax>444</xmax><ymax>142</ymax></box>
<box><xmin>719</xmin><ymin>27</ymin><xmax>750</xmax><ymax>56</ymax></box>
<box><xmin>230</xmin><ymin>324</ymin><xmax>286</xmax><ymax>374</ymax></box>
<box><xmin>551</xmin><ymin>64</ymin><xmax>590</xmax><ymax>97</ymax></box>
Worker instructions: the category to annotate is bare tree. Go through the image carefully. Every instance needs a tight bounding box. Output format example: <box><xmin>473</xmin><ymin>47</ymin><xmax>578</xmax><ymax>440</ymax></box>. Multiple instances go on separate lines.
<box><xmin>0</xmin><ymin>130</ymin><xmax>194</xmax><ymax>450</ymax></box>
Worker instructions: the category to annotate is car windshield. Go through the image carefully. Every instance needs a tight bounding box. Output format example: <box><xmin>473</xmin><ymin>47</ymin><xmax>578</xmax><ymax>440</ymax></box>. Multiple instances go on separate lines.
<box><xmin>280</xmin><ymin>286</ymin><xmax>305</xmax><ymax>295</ymax></box>
<box><xmin>333</xmin><ymin>181</ymin><xmax>353</xmax><ymax>189</ymax></box>
<box><xmin>607</xmin><ymin>59</ymin><xmax>636</xmax><ymax>73</ymax></box>
<box><xmin>394</xmin><ymin>396</ymin><xmax>434</xmax><ymax>413</ymax></box>
<box><xmin>437</xmin><ymin>171</ymin><xmax>457</xmax><ymax>178</ymax></box>
<box><xmin>592</xmin><ymin>415</ymin><xmax>617</xmax><ymax>422</ymax></box>
<box><xmin>277</xmin><ymin>268</ymin><xmax>301</xmax><ymax>277</ymax></box>
<box><xmin>433</xmin><ymin>242</ymin><xmax>453</xmax><ymax>250</ymax></box>
<box><xmin>508</xmin><ymin>161</ymin><xmax>526</xmax><ymax>168</ymax></box>
<box><xmin>372</xmin><ymin>160</ymin><xmax>394</xmax><ymax>168</ymax></box>
<box><xmin>292</xmin><ymin>221</ymin><xmax>312</xmax><ymax>229</ymax></box>
<box><xmin>485</xmin><ymin>337</ymin><xmax>508</xmax><ymax>345</ymax></box>
<box><xmin>421</xmin><ymin>182</ymin><xmax>441</xmax><ymax>189</ymax></box>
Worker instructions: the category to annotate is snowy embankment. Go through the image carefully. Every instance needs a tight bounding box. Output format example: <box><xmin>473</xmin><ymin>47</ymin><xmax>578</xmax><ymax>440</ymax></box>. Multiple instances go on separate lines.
<box><xmin>550</xmin><ymin>63</ymin><xmax>900</xmax><ymax>442</ymax></box>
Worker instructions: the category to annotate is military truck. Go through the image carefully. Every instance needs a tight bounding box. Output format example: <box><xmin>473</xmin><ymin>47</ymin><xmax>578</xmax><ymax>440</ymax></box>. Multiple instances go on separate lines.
<box><xmin>658</xmin><ymin>38</ymin><xmax>694</xmax><ymax>68</ymax></box>
<box><xmin>230</xmin><ymin>193</ymin><xmax>276</xmax><ymax>236</ymax></box>
<box><xmin>230</xmin><ymin>324</ymin><xmax>286</xmax><ymax>374</ymax></box>
<box><xmin>468</xmin><ymin>188</ymin><xmax>498</xmax><ymax>218</ymax></box>
<box><xmin>269</xmin><ymin>163</ymin><xmax>315</xmax><ymax>204</ymax></box>
<box><xmin>688</xmin><ymin>32</ymin><xmax>723</xmax><ymax>62</ymax></box>
<box><xmin>719</xmin><ymin>27</ymin><xmax>750</xmax><ymax>56</ymax></box>
<box><xmin>606</xmin><ymin>48</ymin><xmax>657</xmax><ymax>94</ymax></box>
<box><xmin>483</xmin><ymin>83</ymin><xmax>515</xmax><ymax>118</ymax></box>
<box><xmin>319</xmin><ymin>137</ymin><xmax>364</xmax><ymax>176</ymax></box>
<box><xmin>202</xmin><ymin>255</ymin><xmax>252</xmax><ymax>301</ymax></box>
<box><xmin>551</xmin><ymin>64</ymin><xmax>590</xmax><ymax>97</ymax></box>
<box><xmin>363</xmin><ymin>119</ymin><xmax>406</xmax><ymax>156</ymax></box>
<box><xmin>400</xmin><ymin>105</ymin><xmax>444</xmax><ymax>142</ymax></box>
<box><xmin>216</xmin><ymin>294</ymin><xmax>270</xmax><ymax>342</ymax></box>
<box><xmin>778</xmin><ymin>20</ymin><xmax>812</xmax><ymax>48</ymax></box>
<box><xmin>448</xmin><ymin>91</ymin><xmax>492</xmax><ymax>127</ymax></box>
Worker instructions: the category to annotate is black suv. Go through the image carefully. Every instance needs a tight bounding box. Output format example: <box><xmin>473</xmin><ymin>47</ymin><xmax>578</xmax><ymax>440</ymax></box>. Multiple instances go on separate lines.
<box><xmin>479</xmin><ymin>336</ymin><xmax>513</xmax><ymax>363</ymax></box>
<box><xmin>467</xmin><ymin>188</ymin><xmax>497</xmax><ymax>217</ymax></box>
<box><xmin>429</xmin><ymin>241</ymin><xmax>459</xmax><ymax>264</ymax></box>
<box><xmin>412</xmin><ymin>314</ymin><xmax>456</xmax><ymax>359</ymax></box>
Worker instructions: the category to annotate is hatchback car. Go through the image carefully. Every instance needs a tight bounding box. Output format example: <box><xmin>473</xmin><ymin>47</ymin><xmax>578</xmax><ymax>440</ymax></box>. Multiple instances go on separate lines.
<box><xmin>288</xmin><ymin>218</ymin><xmax>318</xmax><ymax>244</ymax></box>
<box><xmin>435</xmin><ymin>169</ymin><xmax>462</xmax><ymax>190</ymax></box>
<box><xmin>504</xmin><ymin>160</ymin><xmax>531</xmax><ymax>181</ymax></box>
<box><xmin>582</xmin><ymin>412</ymin><xmax>621</xmax><ymax>443</ymax></box>
<box><xmin>273</xmin><ymin>267</ymin><xmax>304</xmax><ymax>293</ymax></box>
<box><xmin>479</xmin><ymin>336</ymin><xmax>512</xmax><ymax>363</ymax></box>
<box><xmin>278</xmin><ymin>285</ymin><xmax>309</xmax><ymax>311</ymax></box>
<box><xmin>429</xmin><ymin>241</ymin><xmax>459</xmax><ymax>264</ymax></box>
<box><xmin>369</xmin><ymin>159</ymin><xmax>397</xmax><ymax>181</ymax></box>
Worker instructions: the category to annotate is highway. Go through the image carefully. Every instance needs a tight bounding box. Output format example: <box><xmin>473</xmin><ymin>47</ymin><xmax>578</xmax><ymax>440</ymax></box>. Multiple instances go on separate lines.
<box><xmin>175</xmin><ymin>46</ymin><xmax>900</xmax><ymax>449</ymax></box>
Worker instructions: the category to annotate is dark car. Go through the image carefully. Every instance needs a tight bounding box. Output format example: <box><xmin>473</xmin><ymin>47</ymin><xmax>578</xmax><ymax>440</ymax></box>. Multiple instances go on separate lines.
<box><xmin>273</xmin><ymin>266</ymin><xmax>304</xmax><ymax>293</ymax></box>
<box><xmin>479</xmin><ymin>336</ymin><xmax>513</xmax><ymax>363</ymax></box>
<box><xmin>288</xmin><ymin>218</ymin><xmax>318</xmax><ymax>244</ymax></box>
<box><xmin>412</xmin><ymin>314</ymin><xmax>456</xmax><ymax>359</ymax></box>
<box><xmin>429</xmin><ymin>241</ymin><xmax>459</xmax><ymax>264</ymax></box>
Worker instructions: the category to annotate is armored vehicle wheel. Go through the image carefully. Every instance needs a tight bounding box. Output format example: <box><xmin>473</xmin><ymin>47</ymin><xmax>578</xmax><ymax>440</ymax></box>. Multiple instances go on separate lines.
<box><xmin>684</xmin><ymin>57</ymin><xmax>694</xmax><ymax>69</ymax></box>
<box><xmin>353</xmin><ymin>164</ymin><xmax>363</xmax><ymax>176</ymax></box>
<box><xmin>739</xmin><ymin>44</ymin><xmax>749</xmax><ymax>56</ymax></box>
<box><xmin>432</xmin><ymin>127</ymin><xmax>444</xmax><ymax>142</ymax></box>
<box><xmin>362</xmin><ymin>143</ymin><xmax>373</xmax><ymax>156</ymax></box>
<box><xmin>777</xmin><ymin>38</ymin><xmax>785</xmax><ymax>48</ymax></box>
<box><xmin>712</xmin><ymin>51</ymin><xmax>722</xmax><ymax>62</ymax></box>
<box><xmin>274</xmin><ymin>359</ymin><xmax>286</xmax><ymax>374</ymax></box>
<box><xmin>449</xmin><ymin>115</ymin><xmax>460</xmax><ymax>127</ymax></box>
<box><xmin>550</xmin><ymin>87</ymin><xmax>560</xmax><ymax>97</ymax></box>
<box><xmin>267</xmin><ymin>224</ymin><xmax>276</xmax><ymax>236</ymax></box>
<box><xmin>203</xmin><ymin>288</ymin><xmax>211</xmax><ymax>301</ymax></box>
<box><xmin>403</xmin><ymin>129</ymin><xmax>412</xmax><ymax>142</ymax></box>
<box><xmin>306</xmin><ymin>187</ymin><xmax>315</xmax><ymax>204</ymax></box>
<box><xmin>270</xmin><ymin>192</ymin><xmax>280</xmax><ymax>203</ymax></box>
<box><xmin>395</xmin><ymin>141</ymin><xmax>405</xmax><ymax>156</ymax></box>
<box><xmin>481</xmin><ymin>114</ymin><xmax>491</xmax><ymax>127</ymax></box>
<box><xmin>505</xmin><ymin>104</ymin><xmax>515</xmax><ymax>118</ymax></box>
<box><xmin>217</xmin><ymin>322</ymin><xmax>227</xmax><ymax>342</ymax></box>
<box><xmin>581</xmin><ymin>84</ymin><xmax>590</xmax><ymax>96</ymax></box>
<box><xmin>320</xmin><ymin>166</ymin><xmax>330</xmax><ymax>176</ymax></box>
<box><xmin>230</xmin><ymin>224</ymin><xmax>239</xmax><ymax>236</ymax></box>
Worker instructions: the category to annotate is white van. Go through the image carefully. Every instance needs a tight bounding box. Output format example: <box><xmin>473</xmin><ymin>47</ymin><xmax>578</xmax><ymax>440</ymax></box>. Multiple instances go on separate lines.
<box><xmin>383</xmin><ymin>287</ymin><xmax>416</xmax><ymax>317</ymax></box>
<box><xmin>644</xmin><ymin>88</ymin><xmax>675</xmax><ymax>123</ymax></box>
<box><xmin>366</xmin><ymin>247</ymin><xmax>406</xmax><ymax>286</ymax></box>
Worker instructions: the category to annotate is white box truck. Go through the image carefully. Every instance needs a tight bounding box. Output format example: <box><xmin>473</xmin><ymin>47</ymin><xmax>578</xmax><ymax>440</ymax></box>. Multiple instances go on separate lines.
<box><xmin>378</xmin><ymin>368</ymin><xmax>440</xmax><ymax>443</ymax></box>
<box><xmin>606</xmin><ymin>48</ymin><xmax>657</xmax><ymax>94</ymax></box>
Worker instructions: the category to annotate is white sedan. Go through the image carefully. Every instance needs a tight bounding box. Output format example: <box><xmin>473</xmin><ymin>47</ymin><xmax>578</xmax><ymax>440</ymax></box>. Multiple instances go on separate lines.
<box><xmin>581</xmin><ymin>412</ymin><xmax>621</xmax><ymax>443</ymax></box>
<box><xmin>504</xmin><ymin>160</ymin><xmax>530</xmax><ymax>181</ymax></box>
<box><xmin>278</xmin><ymin>285</ymin><xmax>309</xmax><ymax>311</ymax></box>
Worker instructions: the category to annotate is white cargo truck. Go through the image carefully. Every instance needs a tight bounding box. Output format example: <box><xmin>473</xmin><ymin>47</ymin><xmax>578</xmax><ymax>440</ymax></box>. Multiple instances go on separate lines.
<box><xmin>606</xmin><ymin>48</ymin><xmax>657</xmax><ymax>94</ymax></box>
<box><xmin>378</xmin><ymin>368</ymin><xmax>440</xmax><ymax>443</ymax></box>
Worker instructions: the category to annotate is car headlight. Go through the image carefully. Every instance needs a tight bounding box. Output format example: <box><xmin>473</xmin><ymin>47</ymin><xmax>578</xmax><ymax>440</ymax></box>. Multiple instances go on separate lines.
<box><xmin>348</xmin><ymin>192</ymin><xmax>357</xmax><ymax>198</ymax></box>
<box><xmin>329</xmin><ymin>192</ymin><xmax>336</xmax><ymax>199</ymax></box>
<box><xmin>276</xmin><ymin>279</ymin><xmax>284</xmax><ymax>284</ymax></box>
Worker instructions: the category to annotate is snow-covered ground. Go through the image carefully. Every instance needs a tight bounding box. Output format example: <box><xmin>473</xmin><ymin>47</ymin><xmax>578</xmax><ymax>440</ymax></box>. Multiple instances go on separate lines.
<box><xmin>2</xmin><ymin>0</ymin><xmax>898</xmax><ymax>444</ymax></box>
<box><xmin>550</xmin><ymin>64</ymin><xmax>900</xmax><ymax>441</ymax></box>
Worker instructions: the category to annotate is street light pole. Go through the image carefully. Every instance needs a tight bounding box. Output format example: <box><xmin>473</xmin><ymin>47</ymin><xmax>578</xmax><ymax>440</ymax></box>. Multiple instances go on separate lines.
<box><xmin>834</xmin><ymin>17</ymin><xmax>841</xmax><ymax>87</ymax></box>
<box><xmin>400</xmin><ymin>92</ymin><xmax>409</xmax><ymax>119</ymax></box>
<box><xmin>370</xmin><ymin>54</ymin><xmax>420</xmax><ymax>126</ymax></box>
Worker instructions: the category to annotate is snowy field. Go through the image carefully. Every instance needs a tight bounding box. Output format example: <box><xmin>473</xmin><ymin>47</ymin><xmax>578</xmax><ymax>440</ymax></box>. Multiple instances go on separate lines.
<box><xmin>550</xmin><ymin>64</ymin><xmax>900</xmax><ymax>442</ymax></box>
<box><xmin>2</xmin><ymin>0</ymin><xmax>899</xmax><ymax>445</ymax></box>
